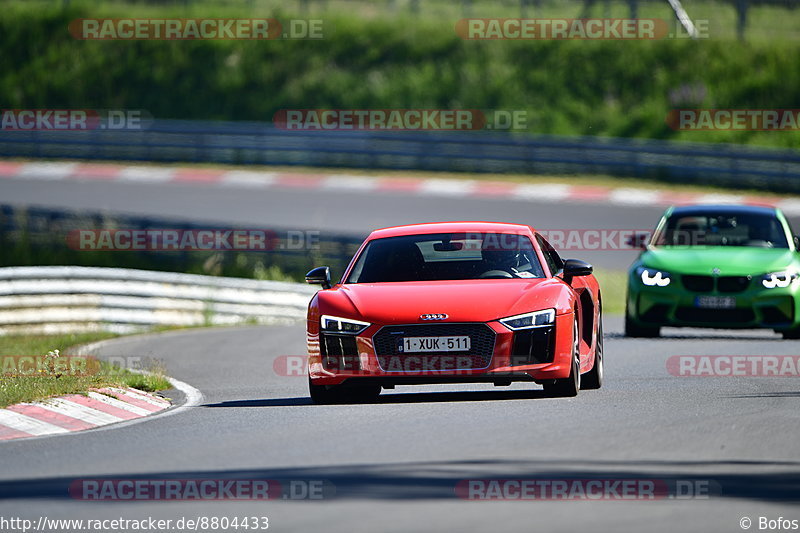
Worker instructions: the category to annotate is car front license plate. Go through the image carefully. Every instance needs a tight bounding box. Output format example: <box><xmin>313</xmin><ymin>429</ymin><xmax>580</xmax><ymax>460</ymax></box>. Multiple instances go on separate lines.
<box><xmin>695</xmin><ymin>296</ymin><xmax>736</xmax><ymax>309</ymax></box>
<box><xmin>400</xmin><ymin>336</ymin><xmax>471</xmax><ymax>353</ymax></box>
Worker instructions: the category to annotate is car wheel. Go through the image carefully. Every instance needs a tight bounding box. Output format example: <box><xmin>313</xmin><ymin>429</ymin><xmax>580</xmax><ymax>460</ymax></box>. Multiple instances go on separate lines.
<box><xmin>544</xmin><ymin>319</ymin><xmax>580</xmax><ymax>397</ymax></box>
<box><xmin>308</xmin><ymin>377</ymin><xmax>345</xmax><ymax>404</ymax></box>
<box><xmin>581</xmin><ymin>315</ymin><xmax>603</xmax><ymax>390</ymax></box>
<box><xmin>624</xmin><ymin>310</ymin><xmax>660</xmax><ymax>338</ymax></box>
<box><xmin>781</xmin><ymin>327</ymin><xmax>800</xmax><ymax>340</ymax></box>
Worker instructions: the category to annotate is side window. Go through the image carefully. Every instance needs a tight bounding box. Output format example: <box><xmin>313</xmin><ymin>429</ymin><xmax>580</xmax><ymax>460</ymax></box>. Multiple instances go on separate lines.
<box><xmin>536</xmin><ymin>234</ymin><xmax>564</xmax><ymax>276</ymax></box>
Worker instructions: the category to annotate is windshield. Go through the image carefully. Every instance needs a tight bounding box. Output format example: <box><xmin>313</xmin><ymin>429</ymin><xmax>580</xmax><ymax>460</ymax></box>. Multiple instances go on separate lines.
<box><xmin>652</xmin><ymin>212</ymin><xmax>789</xmax><ymax>248</ymax></box>
<box><xmin>346</xmin><ymin>232</ymin><xmax>545</xmax><ymax>283</ymax></box>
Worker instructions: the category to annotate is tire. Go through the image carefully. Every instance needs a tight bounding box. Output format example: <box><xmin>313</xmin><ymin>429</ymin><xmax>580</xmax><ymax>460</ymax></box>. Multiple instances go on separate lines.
<box><xmin>624</xmin><ymin>309</ymin><xmax>660</xmax><ymax>338</ymax></box>
<box><xmin>543</xmin><ymin>319</ymin><xmax>580</xmax><ymax>397</ymax></box>
<box><xmin>581</xmin><ymin>315</ymin><xmax>603</xmax><ymax>390</ymax></box>
<box><xmin>309</xmin><ymin>378</ymin><xmax>381</xmax><ymax>404</ymax></box>
<box><xmin>308</xmin><ymin>377</ymin><xmax>344</xmax><ymax>404</ymax></box>
<box><xmin>781</xmin><ymin>327</ymin><xmax>800</xmax><ymax>340</ymax></box>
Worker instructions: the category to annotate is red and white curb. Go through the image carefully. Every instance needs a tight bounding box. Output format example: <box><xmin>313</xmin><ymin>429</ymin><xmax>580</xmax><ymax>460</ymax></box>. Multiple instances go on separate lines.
<box><xmin>2</xmin><ymin>160</ymin><xmax>799</xmax><ymax>214</ymax></box>
<box><xmin>0</xmin><ymin>387</ymin><xmax>171</xmax><ymax>441</ymax></box>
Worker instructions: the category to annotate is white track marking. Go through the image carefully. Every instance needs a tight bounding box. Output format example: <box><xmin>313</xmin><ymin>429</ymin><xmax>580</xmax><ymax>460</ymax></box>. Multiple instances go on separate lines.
<box><xmin>220</xmin><ymin>170</ymin><xmax>278</xmax><ymax>186</ymax></box>
<box><xmin>609</xmin><ymin>188</ymin><xmax>662</xmax><ymax>205</ymax></box>
<box><xmin>117</xmin><ymin>166</ymin><xmax>175</xmax><ymax>182</ymax></box>
<box><xmin>512</xmin><ymin>183</ymin><xmax>571</xmax><ymax>201</ymax></box>
<box><xmin>693</xmin><ymin>193</ymin><xmax>746</xmax><ymax>204</ymax></box>
<box><xmin>105</xmin><ymin>387</ymin><xmax>171</xmax><ymax>407</ymax></box>
<box><xmin>0</xmin><ymin>410</ymin><xmax>70</xmax><ymax>436</ymax></box>
<box><xmin>35</xmin><ymin>398</ymin><xmax>123</xmax><ymax>426</ymax></box>
<box><xmin>17</xmin><ymin>162</ymin><xmax>78</xmax><ymax>180</ymax></box>
<box><xmin>419</xmin><ymin>179</ymin><xmax>476</xmax><ymax>196</ymax></box>
<box><xmin>323</xmin><ymin>175</ymin><xmax>379</xmax><ymax>191</ymax></box>
<box><xmin>777</xmin><ymin>199</ymin><xmax>800</xmax><ymax>216</ymax></box>
<box><xmin>87</xmin><ymin>392</ymin><xmax>153</xmax><ymax>416</ymax></box>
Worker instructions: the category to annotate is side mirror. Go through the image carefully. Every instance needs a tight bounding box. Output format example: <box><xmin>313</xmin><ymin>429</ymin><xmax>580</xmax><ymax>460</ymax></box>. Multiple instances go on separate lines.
<box><xmin>794</xmin><ymin>235</ymin><xmax>800</xmax><ymax>251</ymax></box>
<box><xmin>561</xmin><ymin>258</ymin><xmax>593</xmax><ymax>284</ymax></box>
<box><xmin>625</xmin><ymin>232</ymin><xmax>650</xmax><ymax>250</ymax></box>
<box><xmin>305</xmin><ymin>266</ymin><xmax>331</xmax><ymax>289</ymax></box>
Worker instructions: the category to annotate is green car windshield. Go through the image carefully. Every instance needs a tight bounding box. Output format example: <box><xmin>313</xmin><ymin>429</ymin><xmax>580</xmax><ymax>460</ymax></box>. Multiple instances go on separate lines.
<box><xmin>652</xmin><ymin>212</ymin><xmax>789</xmax><ymax>248</ymax></box>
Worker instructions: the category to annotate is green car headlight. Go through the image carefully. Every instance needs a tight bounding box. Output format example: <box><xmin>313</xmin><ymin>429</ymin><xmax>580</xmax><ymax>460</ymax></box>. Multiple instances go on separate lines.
<box><xmin>762</xmin><ymin>271</ymin><xmax>798</xmax><ymax>289</ymax></box>
<box><xmin>499</xmin><ymin>309</ymin><xmax>555</xmax><ymax>330</ymax></box>
<box><xmin>636</xmin><ymin>267</ymin><xmax>671</xmax><ymax>287</ymax></box>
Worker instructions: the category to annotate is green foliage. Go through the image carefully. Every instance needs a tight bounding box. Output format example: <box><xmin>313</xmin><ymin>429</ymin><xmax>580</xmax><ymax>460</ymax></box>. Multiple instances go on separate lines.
<box><xmin>0</xmin><ymin>332</ymin><xmax>171</xmax><ymax>407</ymax></box>
<box><xmin>1</xmin><ymin>4</ymin><xmax>799</xmax><ymax>147</ymax></box>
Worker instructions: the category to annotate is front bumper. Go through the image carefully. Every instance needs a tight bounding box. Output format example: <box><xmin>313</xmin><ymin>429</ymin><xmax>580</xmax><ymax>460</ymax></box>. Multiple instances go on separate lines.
<box><xmin>627</xmin><ymin>273</ymin><xmax>800</xmax><ymax>330</ymax></box>
<box><xmin>308</xmin><ymin>313</ymin><xmax>575</xmax><ymax>386</ymax></box>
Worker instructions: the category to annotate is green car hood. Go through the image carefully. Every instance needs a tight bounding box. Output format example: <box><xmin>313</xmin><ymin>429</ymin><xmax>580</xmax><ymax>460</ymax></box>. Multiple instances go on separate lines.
<box><xmin>639</xmin><ymin>247</ymin><xmax>799</xmax><ymax>276</ymax></box>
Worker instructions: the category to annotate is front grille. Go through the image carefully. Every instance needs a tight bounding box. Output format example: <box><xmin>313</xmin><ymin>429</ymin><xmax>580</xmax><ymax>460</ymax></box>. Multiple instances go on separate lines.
<box><xmin>510</xmin><ymin>326</ymin><xmax>555</xmax><ymax>365</ymax></box>
<box><xmin>372</xmin><ymin>323</ymin><xmax>495</xmax><ymax>371</ymax></box>
<box><xmin>682</xmin><ymin>275</ymin><xmax>714</xmax><ymax>292</ymax></box>
<box><xmin>675</xmin><ymin>307</ymin><xmax>755</xmax><ymax>323</ymax></box>
<box><xmin>717</xmin><ymin>276</ymin><xmax>751</xmax><ymax>293</ymax></box>
<box><xmin>681</xmin><ymin>275</ymin><xmax>752</xmax><ymax>293</ymax></box>
<box><xmin>321</xmin><ymin>333</ymin><xmax>360</xmax><ymax>371</ymax></box>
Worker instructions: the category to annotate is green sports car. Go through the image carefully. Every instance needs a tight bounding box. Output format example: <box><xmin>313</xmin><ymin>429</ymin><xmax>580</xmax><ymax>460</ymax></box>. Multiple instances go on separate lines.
<box><xmin>626</xmin><ymin>204</ymin><xmax>800</xmax><ymax>338</ymax></box>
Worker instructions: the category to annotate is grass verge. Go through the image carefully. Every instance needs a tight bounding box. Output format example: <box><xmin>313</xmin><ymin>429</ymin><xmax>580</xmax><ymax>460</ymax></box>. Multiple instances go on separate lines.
<box><xmin>0</xmin><ymin>332</ymin><xmax>172</xmax><ymax>408</ymax></box>
<box><xmin>594</xmin><ymin>268</ymin><xmax>628</xmax><ymax>316</ymax></box>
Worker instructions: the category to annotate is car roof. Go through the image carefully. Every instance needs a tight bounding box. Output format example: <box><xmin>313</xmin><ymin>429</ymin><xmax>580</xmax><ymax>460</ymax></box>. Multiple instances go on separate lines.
<box><xmin>367</xmin><ymin>221</ymin><xmax>534</xmax><ymax>240</ymax></box>
<box><xmin>669</xmin><ymin>204</ymin><xmax>779</xmax><ymax>217</ymax></box>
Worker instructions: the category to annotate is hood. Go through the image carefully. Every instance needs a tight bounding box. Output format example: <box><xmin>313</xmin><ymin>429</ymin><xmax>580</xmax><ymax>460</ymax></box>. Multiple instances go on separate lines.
<box><xmin>320</xmin><ymin>279</ymin><xmax>562</xmax><ymax>324</ymax></box>
<box><xmin>639</xmin><ymin>246</ymin><xmax>798</xmax><ymax>276</ymax></box>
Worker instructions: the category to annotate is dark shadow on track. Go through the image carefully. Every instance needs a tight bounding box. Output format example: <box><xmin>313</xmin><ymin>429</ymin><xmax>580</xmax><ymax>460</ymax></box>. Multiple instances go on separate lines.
<box><xmin>722</xmin><ymin>391</ymin><xmax>800</xmax><ymax>399</ymax></box>
<box><xmin>605</xmin><ymin>332</ymin><xmax>786</xmax><ymax>341</ymax></box>
<box><xmin>204</xmin><ymin>398</ymin><xmax>314</xmax><ymax>407</ymax></box>
<box><xmin>203</xmin><ymin>388</ymin><xmax>558</xmax><ymax>408</ymax></box>
<box><xmin>1</xmin><ymin>458</ymin><xmax>799</xmax><ymax>503</ymax></box>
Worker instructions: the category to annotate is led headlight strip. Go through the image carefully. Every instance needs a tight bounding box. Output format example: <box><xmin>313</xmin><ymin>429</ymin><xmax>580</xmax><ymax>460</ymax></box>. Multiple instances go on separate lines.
<box><xmin>499</xmin><ymin>308</ymin><xmax>556</xmax><ymax>330</ymax></box>
<box><xmin>320</xmin><ymin>315</ymin><xmax>370</xmax><ymax>334</ymax></box>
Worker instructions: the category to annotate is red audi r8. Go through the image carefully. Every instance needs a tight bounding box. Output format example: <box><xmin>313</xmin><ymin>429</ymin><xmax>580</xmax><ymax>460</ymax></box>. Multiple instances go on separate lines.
<box><xmin>305</xmin><ymin>222</ymin><xmax>603</xmax><ymax>403</ymax></box>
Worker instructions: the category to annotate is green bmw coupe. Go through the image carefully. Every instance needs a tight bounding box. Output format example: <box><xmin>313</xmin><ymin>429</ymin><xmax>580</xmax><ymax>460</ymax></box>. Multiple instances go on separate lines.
<box><xmin>626</xmin><ymin>204</ymin><xmax>800</xmax><ymax>338</ymax></box>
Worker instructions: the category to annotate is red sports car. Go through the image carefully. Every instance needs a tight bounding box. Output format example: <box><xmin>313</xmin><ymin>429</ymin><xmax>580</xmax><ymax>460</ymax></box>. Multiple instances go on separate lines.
<box><xmin>304</xmin><ymin>222</ymin><xmax>603</xmax><ymax>403</ymax></box>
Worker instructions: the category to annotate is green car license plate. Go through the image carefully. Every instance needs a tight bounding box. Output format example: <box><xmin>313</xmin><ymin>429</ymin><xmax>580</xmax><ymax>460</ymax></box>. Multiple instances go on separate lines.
<box><xmin>694</xmin><ymin>296</ymin><xmax>736</xmax><ymax>309</ymax></box>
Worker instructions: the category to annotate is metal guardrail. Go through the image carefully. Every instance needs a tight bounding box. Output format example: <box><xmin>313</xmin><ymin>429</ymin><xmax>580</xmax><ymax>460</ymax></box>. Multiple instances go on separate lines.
<box><xmin>2</xmin><ymin>119</ymin><xmax>799</xmax><ymax>192</ymax></box>
<box><xmin>0</xmin><ymin>266</ymin><xmax>317</xmax><ymax>335</ymax></box>
<box><xmin>0</xmin><ymin>204</ymin><xmax>364</xmax><ymax>281</ymax></box>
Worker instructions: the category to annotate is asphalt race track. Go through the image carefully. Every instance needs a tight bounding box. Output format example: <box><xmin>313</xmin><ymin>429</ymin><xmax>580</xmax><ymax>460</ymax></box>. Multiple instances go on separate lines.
<box><xmin>1</xmin><ymin>321</ymin><xmax>799</xmax><ymax>532</ymax></box>
<box><xmin>1</xmin><ymin>175</ymin><xmax>799</xmax><ymax>532</ymax></box>
<box><xmin>0</xmin><ymin>176</ymin><xmax>663</xmax><ymax>270</ymax></box>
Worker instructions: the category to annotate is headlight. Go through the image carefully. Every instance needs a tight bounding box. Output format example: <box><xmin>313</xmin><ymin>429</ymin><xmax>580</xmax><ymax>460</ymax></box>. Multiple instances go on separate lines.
<box><xmin>320</xmin><ymin>315</ymin><xmax>370</xmax><ymax>334</ymax></box>
<box><xmin>499</xmin><ymin>309</ymin><xmax>555</xmax><ymax>330</ymax></box>
<box><xmin>636</xmin><ymin>267</ymin><xmax>671</xmax><ymax>287</ymax></box>
<box><xmin>762</xmin><ymin>272</ymin><xmax>798</xmax><ymax>289</ymax></box>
